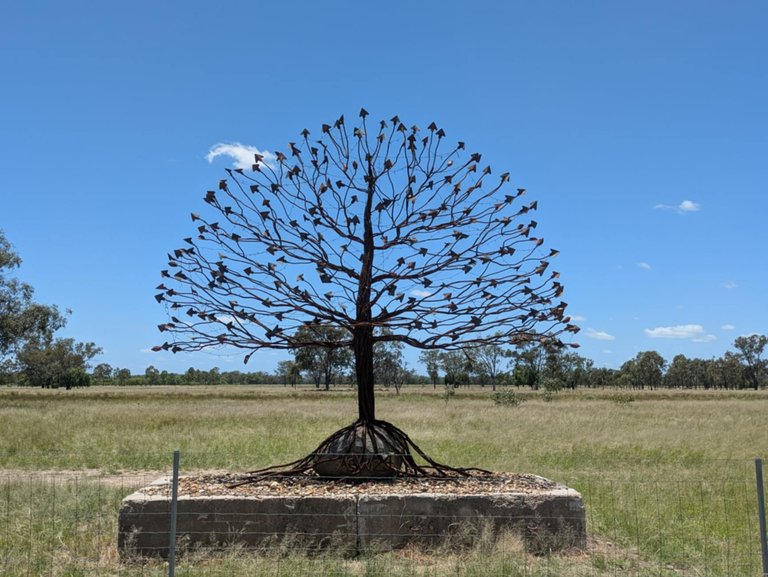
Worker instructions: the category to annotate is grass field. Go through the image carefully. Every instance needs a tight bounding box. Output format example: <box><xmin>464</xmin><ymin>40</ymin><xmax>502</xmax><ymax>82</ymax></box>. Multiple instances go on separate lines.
<box><xmin>1</xmin><ymin>385</ymin><xmax>767</xmax><ymax>576</ymax></box>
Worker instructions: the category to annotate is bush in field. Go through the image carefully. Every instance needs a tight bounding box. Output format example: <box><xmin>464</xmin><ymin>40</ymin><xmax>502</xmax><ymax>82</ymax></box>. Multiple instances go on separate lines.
<box><xmin>491</xmin><ymin>388</ymin><xmax>525</xmax><ymax>407</ymax></box>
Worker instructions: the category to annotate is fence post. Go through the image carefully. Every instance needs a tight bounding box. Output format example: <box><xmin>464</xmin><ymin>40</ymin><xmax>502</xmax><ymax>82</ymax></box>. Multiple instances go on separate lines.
<box><xmin>756</xmin><ymin>458</ymin><xmax>768</xmax><ymax>577</ymax></box>
<box><xmin>169</xmin><ymin>450</ymin><xmax>180</xmax><ymax>577</ymax></box>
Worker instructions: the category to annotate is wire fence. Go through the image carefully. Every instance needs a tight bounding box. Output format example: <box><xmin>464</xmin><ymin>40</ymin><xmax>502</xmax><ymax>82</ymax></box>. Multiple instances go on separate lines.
<box><xmin>1</xmin><ymin>455</ymin><xmax>767</xmax><ymax>577</ymax></box>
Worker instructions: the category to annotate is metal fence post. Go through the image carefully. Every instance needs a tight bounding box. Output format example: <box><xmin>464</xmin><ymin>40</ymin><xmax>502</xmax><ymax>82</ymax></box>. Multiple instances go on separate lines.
<box><xmin>756</xmin><ymin>458</ymin><xmax>768</xmax><ymax>577</ymax></box>
<box><xmin>169</xmin><ymin>450</ymin><xmax>180</xmax><ymax>577</ymax></box>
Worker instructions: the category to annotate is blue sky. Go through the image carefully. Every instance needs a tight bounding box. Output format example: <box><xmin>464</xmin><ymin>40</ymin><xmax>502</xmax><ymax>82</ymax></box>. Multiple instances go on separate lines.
<box><xmin>2</xmin><ymin>1</ymin><xmax>766</xmax><ymax>375</ymax></box>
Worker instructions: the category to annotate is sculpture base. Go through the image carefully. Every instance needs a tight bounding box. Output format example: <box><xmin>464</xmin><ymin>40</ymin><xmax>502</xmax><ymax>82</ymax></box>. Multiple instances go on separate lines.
<box><xmin>118</xmin><ymin>474</ymin><xmax>586</xmax><ymax>557</ymax></box>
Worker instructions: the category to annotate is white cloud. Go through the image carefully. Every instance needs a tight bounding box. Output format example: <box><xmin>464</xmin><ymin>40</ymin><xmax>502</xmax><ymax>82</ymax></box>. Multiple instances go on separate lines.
<box><xmin>569</xmin><ymin>315</ymin><xmax>587</xmax><ymax>322</ymax></box>
<box><xmin>206</xmin><ymin>142</ymin><xmax>276</xmax><ymax>170</ymax></box>
<box><xmin>644</xmin><ymin>324</ymin><xmax>704</xmax><ymax>339</ymax></box>
<box><xmin>692</xmin><ymin>334</ymin><xmax>717</xmax><ymax>343</ymax></box>
<box><xmin>585</xmin><ymin>328</ymin><xmax>616</xmax><ymax>341</ymax></box>
<box><xmin>679</xmin><ymin>200</ymin><xmax>701</xmax><ymax>212</ymax></box>
<box><xmin>724</xmin><ymin>280</ymin><xmax>738</xmax><ymax>289</ymax></box>
<box><xmin>654</xmin><ymin>200</ymin><xmax>701</xmax><ymax>213</ymax></box>
<box><xmin>410</xmin><ymin>289</ymin><xmax>433</xmax><ymax>298</ymax></box>
<box><xmin>637</xmin><ymin>262</ymin><xmax>652</xmax><ymax>271</ymax></box>
<box><xmin>721</xmin><ymin>324</ymin><xmax>736</xmax><ymax>331</ymax></box>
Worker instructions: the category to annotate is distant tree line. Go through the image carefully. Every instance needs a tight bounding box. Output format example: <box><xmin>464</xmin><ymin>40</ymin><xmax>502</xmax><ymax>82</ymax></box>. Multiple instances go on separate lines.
<box><xmin>3</xmin><ymin>331</ymin><xmax>766</xmax><ymax>391</ymax></box>
<box><xmin>424</xmin><ymin>334</ymin><xmax>767</xmax><ymax>391</ymax></box>
<box><xmin>86</xmin><ymin>364</ymin><xmax>283</xmax><ymax>386</ymax></box>
<box><xmin>277</xmin><ymin>331</ymin><xmax>767</xmax><ymax>392</ymax></box>
<box><xmin>2</xmin><ymin>229</ymin><xmax>765</xmax><ymax>391</ymax></box>
<box><xmin>166</xmin><ymin>332</ymin><xmax>764</xmax><ymax>392</ymax></box>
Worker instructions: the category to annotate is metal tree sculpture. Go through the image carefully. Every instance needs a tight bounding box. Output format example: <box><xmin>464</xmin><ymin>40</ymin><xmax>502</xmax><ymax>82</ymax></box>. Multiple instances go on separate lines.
<box><xmin>155</xmin><ymin>109</ymin><xmax>579</xmax><ymax>479</ymax></box>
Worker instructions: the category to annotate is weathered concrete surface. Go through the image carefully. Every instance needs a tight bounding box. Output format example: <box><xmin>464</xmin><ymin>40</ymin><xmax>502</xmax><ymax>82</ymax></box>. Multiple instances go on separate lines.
<box><xmin>119</xmin><ymin>489</ymin><xmax>357</xmax><ymax>557</ymax></box>
<box><xmin>118</xmin><ymin>480</ymin><xmax>585</xmax><ymax>557</ymax></box>
<box><xmin>358</xmin><ymin>490</ymin><xmax>585</xmax><ymax>553</ymax></box>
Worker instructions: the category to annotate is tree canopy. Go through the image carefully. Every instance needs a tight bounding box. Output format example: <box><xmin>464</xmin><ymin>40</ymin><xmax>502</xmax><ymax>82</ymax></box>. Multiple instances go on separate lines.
<box><xmin>17</xmin><ymin>338</ymin><xmax>101</xmax><ymax>389</ymax></box>
<box><xmin>155</xmin><ymin>110</ymin><xmax>578</xmax><ymax>426</ymax></box>
<box><xmin>0</xmin><ymin>230</ymin><xmax>65</xmax><ymax>361</ymax></box>
<box><xmin>1</xmin><ymin>229</ymin><xmax>100</xmax><ymax>387</ymax></box>
<box><xmin>733</xmin><ymin>334</ymin><xmax>767</xmax><ymax>390</ymax></box>
<box><xmin>291</xmin><ymin>324</ymin><xmax>352</xmax><ymax>390</ymax></box>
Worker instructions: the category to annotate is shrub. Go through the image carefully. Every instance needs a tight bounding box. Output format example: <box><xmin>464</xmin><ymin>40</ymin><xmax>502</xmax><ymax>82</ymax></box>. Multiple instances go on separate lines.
<box><xmin>610</xmin><ymin>392</ymin><xmax>635</xmax><ymax>405</ymax></box>
<box><xmin>491</xmin><ymin>388</ymin><xmax>524</xmax><ymax>407</ymax></box>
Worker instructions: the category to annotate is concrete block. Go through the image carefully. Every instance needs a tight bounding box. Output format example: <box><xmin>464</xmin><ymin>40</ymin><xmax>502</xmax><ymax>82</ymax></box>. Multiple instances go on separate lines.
<box><xmin>118</xmin><ymin>479</ymin><xmax>585</xmax><ymax>557</ymax></box>
<box><xmin>119</xmin><ymin>491</ymin><xmax>357</xmax><ymax>557</ymax></box>
<box><xmin>358</xmin><ymin>489</ymin><xmax>585</xmax><ymax>553</ymax></box>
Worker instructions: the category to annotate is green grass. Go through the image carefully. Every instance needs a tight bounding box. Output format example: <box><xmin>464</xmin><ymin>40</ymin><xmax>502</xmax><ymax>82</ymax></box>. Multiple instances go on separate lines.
<box><xmin>1</xmin><ymin>385</ymin><xmax>767</xmax><ymax>576</ymax></box>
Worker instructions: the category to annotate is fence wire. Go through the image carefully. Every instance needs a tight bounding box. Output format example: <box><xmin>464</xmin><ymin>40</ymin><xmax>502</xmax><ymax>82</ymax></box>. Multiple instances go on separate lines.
<box><xmin>1</xmin><ymin>457</ymin><xmax>766</xmax><ymax>577</ymax></box>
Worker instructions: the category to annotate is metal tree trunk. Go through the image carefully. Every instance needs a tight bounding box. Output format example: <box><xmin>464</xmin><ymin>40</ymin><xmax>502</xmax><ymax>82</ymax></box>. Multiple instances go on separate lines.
<box><xmin>354</xmin><ymin>168</ymin><xmax>376</xmax><ymax>423</ymax></box>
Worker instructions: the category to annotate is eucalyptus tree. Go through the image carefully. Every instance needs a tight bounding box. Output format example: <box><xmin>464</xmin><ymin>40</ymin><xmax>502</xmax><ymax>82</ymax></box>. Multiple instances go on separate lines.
<box><xmin>276</xmin><ymin>359</ymin><xmax>301</xmax><ymax>387</ymax></box>
<box><xmin>17</xmin><ymin>338</ymin><xmax>101</xmax><ymax>389</ymax></box>
<box><xmin>144</xmin><ymin>365</ymin><xmax>160</xmax><ymax>385</ymax></box>
<box><xmin>733</xmin><ymin>334</ymin><xmax>767</xmax><ymax>390</ymax></box>
<box><xmin>155</xmin><ymin>110</ymin><xmax>578</xmax><ymax>478</ymax></box>
<box><xmin>419</xmin><ymin>350</ymin><xmax>441</xmax><ymax>389</ymax></box>
<box><xmin>469</xmin><ymin>342</ymin><xmax>506</xmax><ymax>390</ymax></box>
<box><xmin>113</xmin><ymin>368</ymin><xmax>132</xmax><ymax>386</ymax></box>
<box><xmin>664</xmin><ymin>355</ymin><xmax>711</xmax><ymax>389</ymax></box>
<box><xmin>439</xmin><ymin>350</ymin><xmax>473</xmax><ymax>388</ymax></box>
<box><xmin>543</xmin><ymin>348</ymin><xmax>592</xmax><ymax>390</ymax></box>
<box><xmin>619</xmin><ymin>351</ymin><xmax>666</xmax><ymax>390</ymax></box>
<box><xmin>508</xmin><ymin>341</ymin><xmax>550</xmax><ymax>389</ymax></box>
<box><xmin>291</xmin><ymin>324</ymin><xmax>352</xmax><ymax>390</ymax></box>
<box><xmin>373</xmin><ymin>328</ymin><xmax>408</xmax><ymax>393</ymax></box>
<box><xmin>92</xmin><ymin>362</ymin><xmax>114</xmax><ymax>384</ymax></box>
<box><xmin>1</xmin><ymin>230</ymin><xmax>101</xmax><ymax>387</ymax></box>
<box><xmin>0</xmin><ymin>229</ymin><xmax>65</xmax><ymax>362</ymax></box>
<box><xmin>708</xmin><ymin>352</ymin><xmax>747</xmax><ymax>389</ymax></box>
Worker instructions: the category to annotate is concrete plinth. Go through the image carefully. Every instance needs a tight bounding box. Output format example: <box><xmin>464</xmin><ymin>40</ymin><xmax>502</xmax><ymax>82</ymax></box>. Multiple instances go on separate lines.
<box><xmin>357</xmin><ymin>490</ymin><xmax>585</xmax><ymax>553</ymax></box>
<box><xmin>118</xmin><ymin>491</ymin><xmax>357</xmax><ymax>556</ymax></box>
<box><xmin>118</xmin><ymin>477</ymin><xmax>585</xmax><ymax>557</ymax></box>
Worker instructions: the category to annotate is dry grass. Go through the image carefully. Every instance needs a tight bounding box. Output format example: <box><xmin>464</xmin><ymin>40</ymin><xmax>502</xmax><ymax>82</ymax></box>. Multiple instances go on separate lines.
<box><xmin>1</xmin><ymin>385</ymin><xmax>767</xmax><ymax>575</ymax></box>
